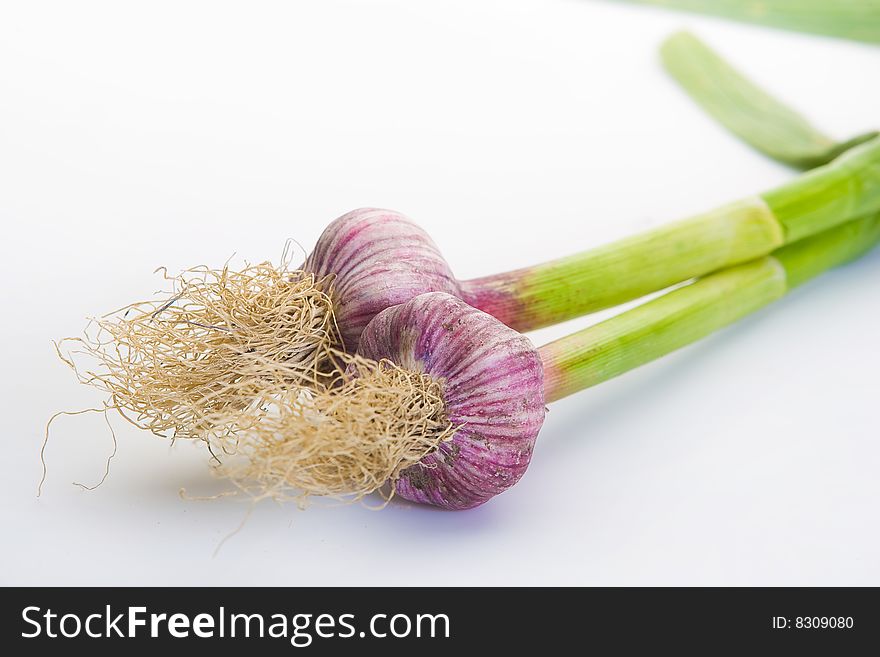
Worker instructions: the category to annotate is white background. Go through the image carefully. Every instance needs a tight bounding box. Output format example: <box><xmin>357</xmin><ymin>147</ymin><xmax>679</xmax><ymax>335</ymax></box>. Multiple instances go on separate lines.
<box><xmin>2</xmin><ymin>0</ymin><xmax>879</xmax><ymax>586</ymax></box>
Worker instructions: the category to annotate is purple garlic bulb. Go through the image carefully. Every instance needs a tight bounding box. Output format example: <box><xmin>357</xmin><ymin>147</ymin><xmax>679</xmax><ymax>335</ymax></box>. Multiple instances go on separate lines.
<box><xmin>304</xmin><ymin>208</ymin><xmax>462</xmax><ymax>352</ymax></box>
<box><xmin>357</xmin><ymin>292</ymin><xmax>546</xmax><ymax>509</ymax></box>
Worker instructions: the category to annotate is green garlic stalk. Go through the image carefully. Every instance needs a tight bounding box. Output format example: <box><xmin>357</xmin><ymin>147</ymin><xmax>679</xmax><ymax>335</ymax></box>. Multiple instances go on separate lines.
<box><xmin>542</xmin><ymin>211</ymin><xmax>880</xmax><ymax>401</ymax></box>
<box><xmin>661</xmin><ymin>31</ymin><xmax>878</xmax><ymax>169</ymax></box>
<box><xmin>466</xmin><ymin>137</ymin><xmax>880</xmax><ymax>332</ymax></box>
<box><xmin>612</xmin><ymin>0</ymin><xmax>880</xmax><ymax>44</ymax></box>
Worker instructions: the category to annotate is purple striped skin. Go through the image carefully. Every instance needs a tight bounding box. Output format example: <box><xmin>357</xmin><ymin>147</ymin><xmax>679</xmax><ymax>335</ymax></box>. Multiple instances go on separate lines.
<box><xmin>304</xmin><ymin>208</ymin><xmax>462</xmax><ymax>352</ymax></box>
<box><xmin>357</xmin><ymin>293</ymin><xmax>546</xmax><ymax>510</ymax></box>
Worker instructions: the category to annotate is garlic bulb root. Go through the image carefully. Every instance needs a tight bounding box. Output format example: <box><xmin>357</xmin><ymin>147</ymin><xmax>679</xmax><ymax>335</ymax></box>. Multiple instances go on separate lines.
<box><xmin>58</xmin><ymin>262</ymin><xmax>338</xmax><ymax>444</ymax></box>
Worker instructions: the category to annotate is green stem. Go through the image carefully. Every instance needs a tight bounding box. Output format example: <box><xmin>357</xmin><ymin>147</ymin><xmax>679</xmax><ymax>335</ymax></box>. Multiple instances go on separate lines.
<box><xmin>764</xmin><ymin>141</ymin><xmax>880</xmax><ymax>240</ymax></box>
<box><xmin>661</xmin><ymin>31</ymin><xmax>878</xmax><ymax>169</ymax></box>
<box><xmin>611</xmin><ymin>1</ymin><xmax>880</xmax><ymax>44</ymax></box>
<box><xmin>462</xmin><ymin>137</ymin><xmax>880</xmax><ymax>331</ymax></box>
<box><xmin>540</xmin><ymin>212</ymin><xmax>880</xmax><ymax>402</ymax></box>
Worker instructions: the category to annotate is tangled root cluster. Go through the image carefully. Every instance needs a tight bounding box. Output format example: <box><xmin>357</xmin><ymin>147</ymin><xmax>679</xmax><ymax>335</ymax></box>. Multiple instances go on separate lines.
<box><xmin>223</xmin><ymin>354</ymin><xmax>455</xmax><ymax>502</ymax></box>
<box><xmin>59</xmin><ymin>262</ymin><xmax>338</xmax><ymax>443</ymax></box>
<box><xmin>59</xmin><ymin>259</ymin><xmax>454</xmax><ymax>502</ymax></box>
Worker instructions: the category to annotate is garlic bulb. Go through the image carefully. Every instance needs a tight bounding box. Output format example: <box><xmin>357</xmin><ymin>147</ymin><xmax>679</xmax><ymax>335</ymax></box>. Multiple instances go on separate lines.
<box><xmin>358</xmin><ymin>293</ymin><xmax>545</xmax><ymax>509</ymax></box>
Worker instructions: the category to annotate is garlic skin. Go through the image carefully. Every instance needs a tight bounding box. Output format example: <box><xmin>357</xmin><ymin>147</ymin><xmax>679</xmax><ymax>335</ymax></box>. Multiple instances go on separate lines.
<box><xmin>305</xmin><ymin>208</ymin><xmax>461</xmax><ymax>352</ymax></box>
<box><xmin>357</xmin><ymin>293</ymin><xmax>546</xmax><ymax>510</ymax></box>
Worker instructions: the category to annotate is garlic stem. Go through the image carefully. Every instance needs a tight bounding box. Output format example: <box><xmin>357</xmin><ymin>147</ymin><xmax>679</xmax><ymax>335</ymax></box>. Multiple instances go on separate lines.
<box><xmin>463</xmin><ymin>137</ymin><xmax>880</xmax><ymax>332</ymax></box>
<box><xmin>660</xmin><ymin>31</ymin><xmax>878</xmax><ymax>170</ymax></box>
<box><xmin>613</xmin><ymin>0</ymin><xmax>880</xmax><ymax>44</ymax></box>
<box><xmin>540</xmin><ymin>212</ymin><xmax>880</xmax><ymax>402</ymax></box>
